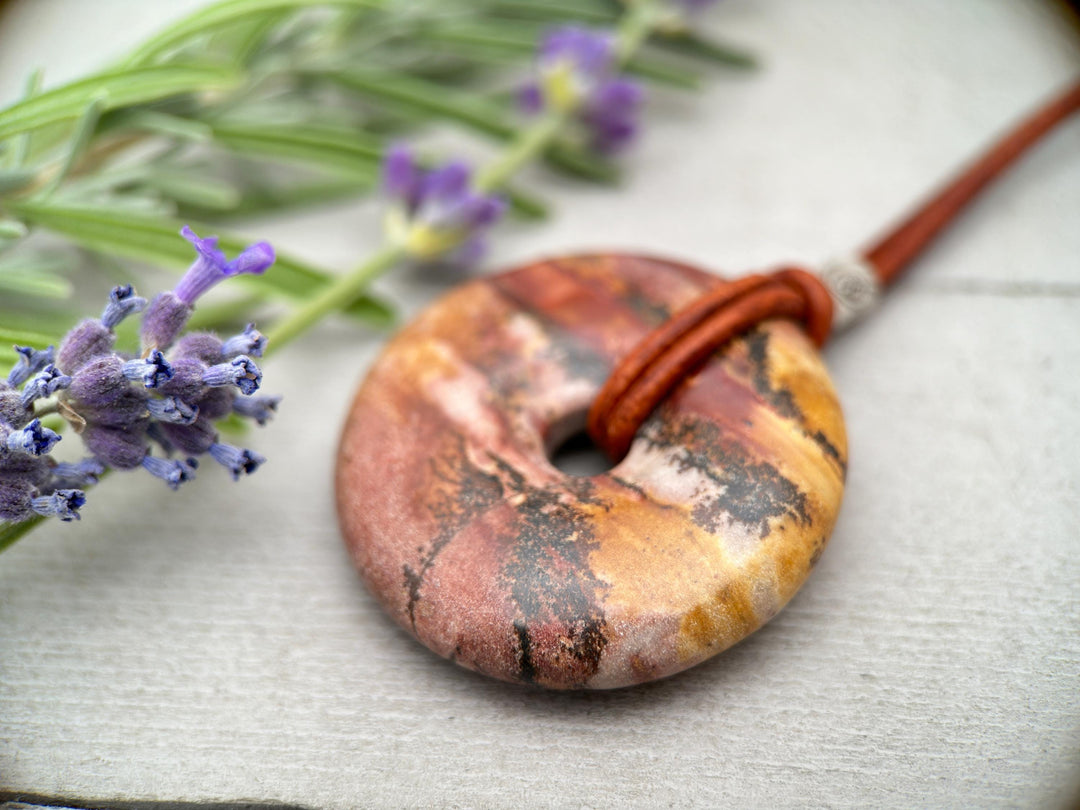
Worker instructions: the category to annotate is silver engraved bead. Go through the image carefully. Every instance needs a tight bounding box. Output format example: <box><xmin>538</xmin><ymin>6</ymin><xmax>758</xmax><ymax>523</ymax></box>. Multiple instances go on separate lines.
<box><xmin>819</xmin><ymin>256</ymin><xmax>882</xmax><ymax>331</ymax></box>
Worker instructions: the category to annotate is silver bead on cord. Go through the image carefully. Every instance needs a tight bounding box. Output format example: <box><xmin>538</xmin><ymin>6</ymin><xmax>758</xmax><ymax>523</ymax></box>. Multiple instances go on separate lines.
<box><xmin>819</xmin><ymin>256</ymin><xmax>881</xmax><ymax>332</ymax></box>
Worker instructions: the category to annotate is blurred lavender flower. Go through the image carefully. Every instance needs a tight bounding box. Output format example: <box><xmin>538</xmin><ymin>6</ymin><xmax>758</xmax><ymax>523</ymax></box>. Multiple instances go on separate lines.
<box><xmin>520</xmin><ymin>26</ymin><xmax>644</xmax><ymax>153</ymax></box>
<box><xmin>382</xmin><ymin>146</ymin><xmax>505</xmax><ymax>263</ymax></box>
<box><xmin>0</xmin><ymin>227</ymin><xmax>279</xmax><ymax>524</ymax></box>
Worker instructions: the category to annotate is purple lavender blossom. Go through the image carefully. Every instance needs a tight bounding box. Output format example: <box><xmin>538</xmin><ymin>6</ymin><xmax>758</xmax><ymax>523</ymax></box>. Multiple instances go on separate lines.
<box><xmin>0</xmin><ymin>226</ymin><xmax>281</xmax><ymax>525</ymax></box>
<box><xmin>382</xmin><ymin>146</ymin><xmax>506</xmax><ymax>263</ymax></box>
<box><xmin>141</xmin><ymin>228</ymin><xmax>275</xmax><ymax>352</ymax></box>
<box><xmin>520</xmin><ymin>26</ymin><xmax>644</xmax><ymax>153</ymax></box>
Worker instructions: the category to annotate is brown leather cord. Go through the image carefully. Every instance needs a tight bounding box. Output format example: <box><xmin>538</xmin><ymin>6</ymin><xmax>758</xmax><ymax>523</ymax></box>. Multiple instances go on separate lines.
<box><xmin>588</xmin><ymin>269</ymin><xmax>832</xmax><ymax>461</ymax></box>
<box><xmin>588</xmin><ymin>78</ymin><xmax>1080</xmax><ymax>463</ymax></box>
<box><xmin>864</xmin><ymin>79</ymin><xmax>1080</xmax><ymax>285</ymax></box>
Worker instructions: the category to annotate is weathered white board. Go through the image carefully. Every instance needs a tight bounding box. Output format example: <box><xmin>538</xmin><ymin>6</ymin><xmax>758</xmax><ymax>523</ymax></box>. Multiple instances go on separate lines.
<box><xmin>1</xmin><ymin>1</ymin><xmax>1078</xmax><ymax>807</ymax></box>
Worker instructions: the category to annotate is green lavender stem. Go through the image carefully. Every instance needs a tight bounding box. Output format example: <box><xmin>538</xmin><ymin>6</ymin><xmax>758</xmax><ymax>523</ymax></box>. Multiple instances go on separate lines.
<box><xmin>474</xmin><ymin>110</ymin><xmax>567</xmax><ymax>194</ymax></box>
<box><xmin>263</xmin><ymin>1</ymin><xmax>663</xmax><ymax>354</ymax></box>
<box><xmin>265</xmin><ymin>242</ymin><xmax>404</xmax><ymax>354</ymax></box>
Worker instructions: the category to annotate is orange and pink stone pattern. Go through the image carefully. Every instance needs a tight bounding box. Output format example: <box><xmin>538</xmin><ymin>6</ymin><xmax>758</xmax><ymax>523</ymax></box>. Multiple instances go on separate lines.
<box><xmin>336</xmin><ymin>255</ymin><xmax>847</xmax><ymax>689</ymax></box>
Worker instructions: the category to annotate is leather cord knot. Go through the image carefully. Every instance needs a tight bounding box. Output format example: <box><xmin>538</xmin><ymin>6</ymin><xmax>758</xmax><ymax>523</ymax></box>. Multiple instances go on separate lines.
<box><xmin>586</xmin><ymin>267</ymin><xmax>833</xmax><ymax>462</ymax></box>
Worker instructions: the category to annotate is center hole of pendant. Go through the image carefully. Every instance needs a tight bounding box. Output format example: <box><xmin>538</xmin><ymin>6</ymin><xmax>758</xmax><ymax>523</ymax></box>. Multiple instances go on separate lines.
<box><xmin>548</xmin><ymin>429</ymin><xmax>614</xmax><ymax>477</ymax></box>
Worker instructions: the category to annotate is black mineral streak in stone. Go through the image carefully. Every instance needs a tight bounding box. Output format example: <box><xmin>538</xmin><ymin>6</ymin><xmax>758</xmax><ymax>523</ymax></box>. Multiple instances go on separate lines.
<box><xmin>513</xmin><ymin>619</ymin><xmax>536</xmax><ymax>683</ymax></box>
<box><xmin>812</xmin><ymin>428</ymin><xmax>847</xmax><ymax>476</ymax></box>
<box><xmin>747</xmin><ymin>328</ymin><xmax>847</xmax><ymax>476</ymax></box>
<box><xmin>405</xmin><ymin>436</ymin><xmax>505</xmax><ymax>628</ymax></box>
<box><xmin>646</xmin><ymin>414</ymin><xmax>811</xmax><ymax>538</ymax></box>
<box><xmin>745</xmin><ymin>329</ymin><xmax>801</xmax><ymax>420</ymax></box>
<box><xmin>491</xmin><ymin>453</ymin><xmax>611</xmax><ymax>686</ymax></box>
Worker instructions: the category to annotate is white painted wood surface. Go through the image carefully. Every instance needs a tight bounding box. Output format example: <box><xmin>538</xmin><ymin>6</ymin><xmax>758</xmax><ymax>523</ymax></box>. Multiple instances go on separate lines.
<box><xmin>1</xmin><ymin>1</ymin><xmax>1078</xmax><ymax>807</ymax></box>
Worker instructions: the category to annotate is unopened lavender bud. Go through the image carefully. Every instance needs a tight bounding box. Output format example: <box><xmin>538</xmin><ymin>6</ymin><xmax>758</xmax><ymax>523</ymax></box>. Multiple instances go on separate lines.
<box><xmin>141</xmin><ymin>454</ymin><xmax>198</xmax><ymax>490</ymax></box>
<box><xmin>232</xmin><ymin>395</ymin><xmax>281</xmax><ymax>426</ymax></box>
<box><xmin>4</xmin><ymin>418</ymin><xmax>61</xmax><ymax>456</ymax></box>
<box><xmin>51</xmin><ymin>458</ymin><xmax>106</xmax><ymax>487</ymax></box>
<box><xmin>146</xmin><ymin>396</ymin><xmax>199</xmax><ymax>425</ymax></box>
<box><xmin>31</xmin><ymin>489</ymin><xmax>86</xmax><ymax>521</ymax></box>
<box><xmin>20</xmin><ymin>366</ymin><xmax>72</xmax><ymax>407</ymax></box>
<box><xmin>209</xmin><ymin>442</ymin><xmax>265</xmax><ymax>480</ymax></box>
<box><xmin>7</xmin><ymin>346</ymin><xmax>55</xmax><ymax>387</ymax></box>
<box><xmin>221</xmin><ymin>324</ymin><xmax>267</xmax><ymax>358</ymax></box>
<box><xmin>202</xmin><ymin>355</ymin><xmax>261</xmax><ymax>395</ymax></box>
<box><xmin>101</xmin><ymin>285</ymin><xmax>147</xmax><ymax>329</ymax></box>
<box><xmin>121</xmin><ymin>350</ymin><xmax>173</xmax><ymax>389</ymax></box>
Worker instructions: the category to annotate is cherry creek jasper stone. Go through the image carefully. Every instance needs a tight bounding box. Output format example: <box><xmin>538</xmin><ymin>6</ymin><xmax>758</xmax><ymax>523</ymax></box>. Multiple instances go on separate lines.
<box><xmin>336</xmin><ymin>254</ymin><xmax>847</xmax><ymax>689</ymax></box>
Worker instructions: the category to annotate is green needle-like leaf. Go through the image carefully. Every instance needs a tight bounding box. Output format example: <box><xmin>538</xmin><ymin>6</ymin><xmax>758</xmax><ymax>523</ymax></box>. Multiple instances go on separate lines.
<box><xmin>122</xmin><ymin>0</ymin><xmax>385</xmax><ymax>67</ymax></box>
<box><xmin>650</xmin><ymin>33</ymin><xmax>758</xmax><ymax>69</ymax></box>
<box><xmin>417</xmin><ymin>22</ymin><xmax>701</xmax><ymax>89</ymax></box>
<box><xmin>0</xmin><ymin>324</ymin><xmax>56</xmax><ymax>348</ymax></box>
<box><xmin>209</xmin><ymin>120</ymin><xmax>383</xmax><ymax>178</ymax></box>
<box><xmin>0</xmin><ymin>65</ymin><xmax>241</xmax><ymax>140</ymax></box>
<box><xmin>332</xmin><ymin>68</ymin><xmax>515</xmax><ymax>140</ymax></box>
<box><xmin>8</xmin><ymin>201</ymin><xmax>393</xmax><ymax>325</ymax></box>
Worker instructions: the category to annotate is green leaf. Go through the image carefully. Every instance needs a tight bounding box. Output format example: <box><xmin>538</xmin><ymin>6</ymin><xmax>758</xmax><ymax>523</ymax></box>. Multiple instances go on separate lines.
<box><xmin>502</xmin><ymin>186</ymin><xmax>548</xmax><ymax>220</ymax></box>
<box><xmin>0</xmin><ymin>218</ymin><xmax>28</xmax><ymax>239</ymax></box>
<box><xmin>0</xmin><ymin>169</ymin><xmax>37</xmax><ymax>194</ymax></box>
<box><xmin>0</xmin><ymin>324</ymin><xmax>56</xmax><ymax>348</ymax></box>
<box><xmin>39</xmin><ymin>94</ymin><xmax>107</xmax><ymax>197</ymax></box>
<box><xmin>115</xmin><ymin>110</ymin><xmax>215</xmax><ymax>141</ymax></box>
<box><xmin>0</xmin><ymin>269</ymin><xmax>73</xmax><ymax>299</ymax></box>
<box><xmin>487</xmin><ymin>0</ymin><xmax>616</xmax><ymax>25</ymax></box>
<box><xmin>122</xmin><ymin>0</ymin><xmax>385</xmax><ymax>67</ymax></box>
<box><xmin>331</xmin><ymin>68</ymin><xmax>516</xmax><ymax>140</ymax></box>
<box><xmin>177</xmin><ymin>177</ymin><xmax>373</xmax><ymax>221</ymax></box>
<box><xmin>208</xmin><ymin>119</ymin><xmax>383</xmax><ymax>178</ymax></box>
<box><xmin>651</xmin><ymin>33</ymin><xmax>758</xmax><ymax>69</ymax></box>
<box><xmin>8</xmin><ymin>201</ymin><xmax>392</xmax><ymax>325</ymax></box>
<box><xmin>141</xmin><ymin>169</ymin><xmax>242</xmax><ymax>210</ymax></box>
<box><xmin>326</xmin><ymin>69</ymin><xmax>616</xmax><ymax>183</ymax></box>
<box><xmin>0</xmin><ymin>65</ymin><xmax>241</xmax><ymax>140</ymax></box>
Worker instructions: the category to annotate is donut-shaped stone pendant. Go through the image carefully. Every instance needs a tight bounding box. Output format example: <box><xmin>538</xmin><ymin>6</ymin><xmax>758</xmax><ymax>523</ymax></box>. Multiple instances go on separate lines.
<box><xmin>336</xmin><ymin>255</ymin><xmax>847</xmax><ymax>689</ymax></box>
